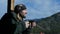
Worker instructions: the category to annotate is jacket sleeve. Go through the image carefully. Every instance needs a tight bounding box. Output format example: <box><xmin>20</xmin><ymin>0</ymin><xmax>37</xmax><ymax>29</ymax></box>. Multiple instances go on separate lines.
<box><xmin>22</xmin><ymin>25</ymin><xmax>32</xmax><ymax>34</ymax></box>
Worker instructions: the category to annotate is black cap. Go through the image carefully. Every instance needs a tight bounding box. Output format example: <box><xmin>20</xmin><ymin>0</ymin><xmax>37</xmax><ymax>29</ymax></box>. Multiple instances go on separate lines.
<box><xmin>14</xmin><ymin>4</ymin><xmax>26</xmax><ymax>13</ymax></box>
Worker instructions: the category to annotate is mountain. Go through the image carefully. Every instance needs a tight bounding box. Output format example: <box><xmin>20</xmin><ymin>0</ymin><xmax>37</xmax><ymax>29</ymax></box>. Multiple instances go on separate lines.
<box><xmin>31</xmin><ymin>12</ymin><xmax>60</xmax><ymax>34</ymax></box>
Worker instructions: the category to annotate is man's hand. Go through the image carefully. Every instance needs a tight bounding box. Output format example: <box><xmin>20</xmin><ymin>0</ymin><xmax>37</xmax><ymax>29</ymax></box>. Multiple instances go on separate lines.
<box><xmin>25</xmin><ymin>21</ymin><xmax>30</xmax><ymax>28</ymax></box>
<box><xmin>25</xmin><ymin>21</ymin><xmax>36</xmax><ymax>28</ymax></box>
<box><xmin>32</xmin><ymin>22</ymin><xmax>36</xmax><ymax>27</ymax></box>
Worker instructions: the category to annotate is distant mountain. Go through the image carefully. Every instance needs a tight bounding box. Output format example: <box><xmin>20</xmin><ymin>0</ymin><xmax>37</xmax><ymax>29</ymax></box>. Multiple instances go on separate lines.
<box><xmin>30</xmin><ymin>12</ymin><xmax>60</xmax><ymax>34</ymax></box>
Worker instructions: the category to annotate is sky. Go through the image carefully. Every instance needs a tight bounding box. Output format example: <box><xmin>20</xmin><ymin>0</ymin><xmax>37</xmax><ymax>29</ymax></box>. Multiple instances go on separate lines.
<box><xmin>0</xmin><ymin>0</ymin><xmax>60</xmax><ymax>19</ymax></box>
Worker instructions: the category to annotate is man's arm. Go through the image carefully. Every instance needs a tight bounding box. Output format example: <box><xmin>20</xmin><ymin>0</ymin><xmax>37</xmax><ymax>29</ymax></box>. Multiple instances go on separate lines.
<box><xmin>22</xmin><ymin>20</ymin><xmax>36</xmax><ymax>34</ymax></box>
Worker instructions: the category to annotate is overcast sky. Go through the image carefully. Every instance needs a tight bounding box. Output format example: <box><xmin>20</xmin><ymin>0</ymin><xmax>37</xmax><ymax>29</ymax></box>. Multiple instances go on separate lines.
<box><xmin>0</xmin><ymin>0</ymin><xmax>60</xmax><ymax>19</ymax></box>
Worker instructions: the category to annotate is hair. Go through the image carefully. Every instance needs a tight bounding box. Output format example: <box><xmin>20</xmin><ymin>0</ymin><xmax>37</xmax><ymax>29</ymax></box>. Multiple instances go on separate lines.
<box><xmin>14</xmin><ymin>4</ymin><xmax>26</xmax><ymax>14</ymax></box>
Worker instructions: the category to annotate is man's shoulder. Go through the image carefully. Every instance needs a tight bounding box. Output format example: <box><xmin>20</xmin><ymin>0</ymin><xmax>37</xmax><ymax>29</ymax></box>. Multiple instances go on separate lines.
<box><xmin>0</xmin><ymin>13</ymin><xmax>13</xmax><ymax>24</ymax></box>
<box><xmin>1</xmin><ymin>13</ymin><xmax>12</xmax><ymax>19</ymax></box>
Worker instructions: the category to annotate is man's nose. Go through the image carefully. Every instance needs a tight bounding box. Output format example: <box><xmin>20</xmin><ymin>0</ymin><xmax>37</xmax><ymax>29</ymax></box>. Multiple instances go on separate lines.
<box><xmin>25</xmin><ymin>11</ymin><xmax>27</xmax><ymax>14</ymax></box>
<box><xmin>25</xmin><ymin>12</ymin><xmax>27</xmax><ymax>14</ymax></box>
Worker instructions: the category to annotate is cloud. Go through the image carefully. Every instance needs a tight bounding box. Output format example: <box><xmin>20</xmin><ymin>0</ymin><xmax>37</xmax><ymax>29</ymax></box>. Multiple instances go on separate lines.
<box><xmin>26</xmin><ymin>0</ymin><xmax>60</xmax><ymax>19</ymax></box>
<box><xmin>0</xmin><ymin>0</ymin><xmax>7</xmax><ymax>19</ymax></box>
<box><xmin>6</xmin><ymin>0</ymin><xmax>60</xmax><ymax>19</ymax></box>
<box><xmin>0</xmin><ymin>0</ymin><xmax>60</xmax><ymax>19</ymax></box>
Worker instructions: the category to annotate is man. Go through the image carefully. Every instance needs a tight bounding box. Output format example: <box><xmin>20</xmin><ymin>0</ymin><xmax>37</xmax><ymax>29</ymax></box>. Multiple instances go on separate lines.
<box><xmin>0</xmin><ymin>4</ymin><xmax>36</xmax><ymax>34</ymax></box>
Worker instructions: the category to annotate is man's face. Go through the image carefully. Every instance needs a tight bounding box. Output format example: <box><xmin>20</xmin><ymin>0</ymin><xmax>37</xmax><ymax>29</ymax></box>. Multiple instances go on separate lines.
<box><xmin>19</xmin><ymin>9</ymin><xmax>27</xmax><ymax>18</ymax></box>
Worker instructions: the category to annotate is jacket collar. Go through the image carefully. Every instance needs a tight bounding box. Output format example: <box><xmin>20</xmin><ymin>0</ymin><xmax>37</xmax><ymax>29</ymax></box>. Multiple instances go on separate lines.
<box><xmin>12</xmin><ymin>12</ymin><xmax>23</xmax><ymax>22</ymax></box>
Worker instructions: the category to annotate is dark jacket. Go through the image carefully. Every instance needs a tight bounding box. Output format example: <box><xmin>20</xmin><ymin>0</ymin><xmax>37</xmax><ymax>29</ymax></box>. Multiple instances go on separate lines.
<box><xmin>0</xmin><ymin>12</ymin><xmax>31</xmax><ymax>34</ymax></box>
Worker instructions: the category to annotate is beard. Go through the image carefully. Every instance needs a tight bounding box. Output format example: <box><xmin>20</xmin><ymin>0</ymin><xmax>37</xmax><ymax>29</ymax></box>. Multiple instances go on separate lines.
<box><xmin>19</xmin><ymin>14</ymin><xmax>26</xmax><ymax>18</ymax></box>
